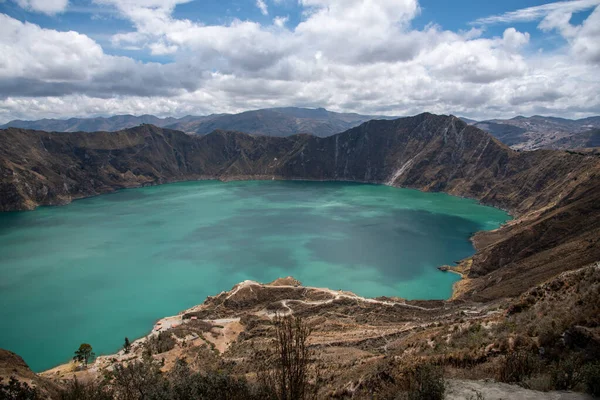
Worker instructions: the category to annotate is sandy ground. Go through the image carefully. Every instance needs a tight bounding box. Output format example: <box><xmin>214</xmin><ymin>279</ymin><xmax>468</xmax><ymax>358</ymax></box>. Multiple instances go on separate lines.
<box><xmin>202</xmin><ymin>319</ymin><xmax>243</xmax><ymax>354</ymax></box>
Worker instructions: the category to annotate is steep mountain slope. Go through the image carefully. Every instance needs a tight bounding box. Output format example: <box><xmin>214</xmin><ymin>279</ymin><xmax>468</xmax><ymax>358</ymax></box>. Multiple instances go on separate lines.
<box><xmin>1</xmin><ymin>113</ymin><xmax>599</xmax><ymax>301</ymax></box>
<box><xmin>475</xmin><ymin>115</ymin><xmax>600</xmax><ymax>150</ymax></box>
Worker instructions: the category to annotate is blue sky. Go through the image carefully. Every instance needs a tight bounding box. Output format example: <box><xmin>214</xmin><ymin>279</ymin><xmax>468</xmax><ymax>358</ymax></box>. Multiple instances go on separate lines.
<box><xmin>0</xmin><ymin>0</ymin><xmax>599</xmax><ymax>121</ymax></box>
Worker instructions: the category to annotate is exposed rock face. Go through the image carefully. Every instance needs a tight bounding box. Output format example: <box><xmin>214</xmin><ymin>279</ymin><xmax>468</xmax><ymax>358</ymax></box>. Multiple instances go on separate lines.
<box><xmin>1</xmin><ymin>113</ymin><xmax>599</xmax><ymax>300</ymax></box>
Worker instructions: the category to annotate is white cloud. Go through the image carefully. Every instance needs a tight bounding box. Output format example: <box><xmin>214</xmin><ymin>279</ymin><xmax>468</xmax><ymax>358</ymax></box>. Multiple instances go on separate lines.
<box><xmin>15</xmin><ymin>0</ymin><xmax>69</xmax><ymax>14</ymax></box>
<box><xmin>475</xmin><ymin>1</ymin><xmax>600</xmax><ymax>65</ymax></box>
<box><xmin>256</xmin><ymin>0</ymin><xmax>268</xmax><ymax>15</ymax></box>
<box><xmin>273</xmin><ymin>16</ymin><xmax>288</xmax><ymax>27</ymax></box>
<box><xmin>0</xmin><ymin>14</ymin><xmax>203</xmax><ymax>98</ymax></box>
<box><xmin>471</xmin><ymin>0</ymin><xmax>600</xmax><ymax>25</ymax></box>
<box><xmin>502</xmin><ymin>27</ymin><xmax>530</xmax><ymax>50</ymax></box>
<box><xmin>539</xmin><ymin>4</ymin><xmax>600</xmax><ymax>63</ymax></box>
<box><xmin>0</xmin><ymin>0</ymin><xmax>600</xmax><ymax>123</ymax></box>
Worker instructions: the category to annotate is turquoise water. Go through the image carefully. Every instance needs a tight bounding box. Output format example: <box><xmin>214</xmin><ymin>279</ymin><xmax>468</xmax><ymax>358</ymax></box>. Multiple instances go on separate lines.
<box><xmin>0</xmin><ymin>181</ymin><xmax>509</xmax><ymax>371</ymax></box>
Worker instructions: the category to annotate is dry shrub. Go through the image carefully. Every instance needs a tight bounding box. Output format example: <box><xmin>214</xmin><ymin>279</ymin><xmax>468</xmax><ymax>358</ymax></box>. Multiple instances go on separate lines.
<box><xmin>496</xmin><ymin>349</ymin><xmax>538</xmax><ymax>383</ymax></box>
<box><xmin>258</xmin><ymin>315</ymin><xmax>318</xmax><ymax>400</ymax></box>
<box><xmin>366</xmin><ymin>361</ymin><xmax>445</xmax><ymax>400</ymax></box>
<box><xmin>401</xmin><ymin>364</ymin><xmax>445</xmax><ymax>400</ymax></box>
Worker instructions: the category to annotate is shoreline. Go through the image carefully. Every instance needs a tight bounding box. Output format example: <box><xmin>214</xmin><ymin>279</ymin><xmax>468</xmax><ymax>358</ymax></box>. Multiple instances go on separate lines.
<box><xmin>8</xmin><ymin>179</ymin><xmax>510</xmax><ymax>373</ymax></box>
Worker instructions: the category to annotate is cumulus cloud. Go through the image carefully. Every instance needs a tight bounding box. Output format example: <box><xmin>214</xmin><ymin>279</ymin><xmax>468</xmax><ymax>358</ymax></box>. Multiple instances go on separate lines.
<box><xmin>0</xmin><ymin>14</ymin><xmax>203</xmax><ymax>98</ymax></box>
<box><xmin>472</xmin><ymin>0</ymin><xmax>600</xmax><ymax>64</ymax></box>
<box><xmin>14</xmin><ymin>0</ymin><xmax>69</xmax><ymax>14</ymax></box>
<box><xmin>539</xmin><ymin>4</ymin><xmax>600</xmax><ymax>63</ymax></box>
<box><xmin>0</xmin><ymin>0</ymin><xmax>599</xmax><ymax>122</ymax></box>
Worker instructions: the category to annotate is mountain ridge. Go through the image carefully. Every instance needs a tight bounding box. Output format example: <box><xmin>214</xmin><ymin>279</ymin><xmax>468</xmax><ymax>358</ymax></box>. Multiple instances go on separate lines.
<box><xmin>0</xmin><ymin>107</ymin><xmax>394</xmax><ymax>138</ymax></box>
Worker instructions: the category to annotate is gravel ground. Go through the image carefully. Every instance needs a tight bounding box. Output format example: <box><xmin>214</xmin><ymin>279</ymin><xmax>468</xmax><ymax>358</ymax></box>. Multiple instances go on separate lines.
<box><xmin>445</xmin><ymin>379</ymin><xmax>594</xmax><ymax>400</ymax></box>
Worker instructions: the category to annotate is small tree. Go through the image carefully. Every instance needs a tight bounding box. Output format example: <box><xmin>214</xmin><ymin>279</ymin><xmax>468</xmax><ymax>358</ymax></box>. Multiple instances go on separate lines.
<box><xmin>123</xmin><ymin>337</ymin><xmax>131</xmax><ymax>354</ymax></box>
<box><xmin>73</xmin><ymin>343</ymin><xmax>95</xmax><ymax>368</ymax></box>
<box><xmin>259</xmin><ymin>315</ymin><xmax>316</xmax><ymax>400</ymax></box>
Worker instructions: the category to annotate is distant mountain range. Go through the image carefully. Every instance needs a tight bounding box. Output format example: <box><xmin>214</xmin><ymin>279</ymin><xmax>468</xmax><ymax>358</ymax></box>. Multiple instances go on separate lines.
<box><xmin>464</xmin><ymin>115</ymin><xmax>600</xmax><ymax>151</ymax></box>
<box><xmin>0</xmin><ymin>107</ymin><xmax>394</xmax><ymax>138</ymax></box>
<box><xmin>4</xmin><ymin>109</ymin><xmax>599</xmax><ymax>151</ymax></box>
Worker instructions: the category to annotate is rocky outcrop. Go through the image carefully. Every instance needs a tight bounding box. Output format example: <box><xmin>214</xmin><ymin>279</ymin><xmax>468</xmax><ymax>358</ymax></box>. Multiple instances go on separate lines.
<box><xmin>1</xmin><ymin>113</ymin><xmax>599</xmax><ymax>300</ymax></box>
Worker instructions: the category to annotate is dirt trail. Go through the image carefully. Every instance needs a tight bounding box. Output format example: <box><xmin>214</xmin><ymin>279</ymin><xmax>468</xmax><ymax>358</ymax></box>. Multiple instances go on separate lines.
<box><xmin>243</xmin><ymin>281</ymin><xmax>441</xmax><ymax>318</ymax></box>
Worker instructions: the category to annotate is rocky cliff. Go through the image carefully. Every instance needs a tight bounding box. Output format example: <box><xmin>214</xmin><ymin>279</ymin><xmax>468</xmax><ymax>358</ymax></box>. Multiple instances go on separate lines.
<box><xmin>1</xmin><ymin>113</ymin><xmax>599</xmax><ymax>300</ymax></box>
